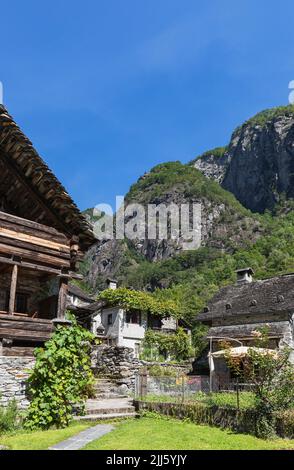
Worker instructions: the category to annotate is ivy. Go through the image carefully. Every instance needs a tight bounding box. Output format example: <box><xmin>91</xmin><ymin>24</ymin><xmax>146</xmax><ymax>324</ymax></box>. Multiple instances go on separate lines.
<box><xmin>97</xmin><ymin>287</ymin><xmax>179</xmax><ymax>318</ymax></box>
<box><xmin>24</xmin><ymin>316</ymin><xmax>95</xmax><ymax>430</ymax></box>
<box><xmin>141</xmin><ymin>328</ymin><xmax>194</xmax><ymax>362</ymax></box>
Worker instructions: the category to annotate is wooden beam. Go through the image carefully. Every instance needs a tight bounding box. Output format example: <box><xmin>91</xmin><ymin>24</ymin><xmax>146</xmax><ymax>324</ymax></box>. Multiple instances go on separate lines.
<box><xmin>0</xmin><ymin>255</ymin><xmax>82</xmax><ymax>278</ymax></box>
<box><xmin>9</xmin><ymin>264</ymin><xmax>18</xmax><ymax>314</ymax></box>
<box><xmin>57</xmin><ymin>277</ymin><xmax>69</xmax><ymax>319</ymax></box>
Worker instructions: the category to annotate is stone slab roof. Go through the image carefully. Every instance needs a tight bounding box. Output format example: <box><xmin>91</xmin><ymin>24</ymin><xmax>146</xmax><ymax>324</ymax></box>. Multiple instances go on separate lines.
<box><xmin>0</xmin><ymin>105</ymin><xmax>96</xmax><ymax>250</ymax></box>
<box><xmin>198</xmin><ymin>273</ymin><xmax>294</xmax><ymax>323</ymax></box>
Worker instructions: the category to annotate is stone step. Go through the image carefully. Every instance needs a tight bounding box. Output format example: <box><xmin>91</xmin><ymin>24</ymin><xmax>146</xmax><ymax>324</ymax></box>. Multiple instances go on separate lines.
<box><xmin>76</xmin><ymin>412</ymin><xmax>137</xmax><ymax>421</ymax></box>
<box><xmin>95</xmin><ymin>393</ymin><xmax>128</xmax><ymax>399</ymax></box>
<box><xmin>85</xmin><ymin>406</ymin><xmax>135</xmax><ymax>415</ymax></box>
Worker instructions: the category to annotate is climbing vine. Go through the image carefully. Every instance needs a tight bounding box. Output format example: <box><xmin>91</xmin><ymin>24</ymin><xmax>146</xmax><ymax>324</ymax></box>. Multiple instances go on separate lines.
<box><xmin>25</xmin><ymin>315</ymin><xmax>95</xmax><ymax>430</ymax></box>
<box><xmin>97</xmin><ymin>287</ymin><xmax>179</xmax><ymax>318</ymax></box>
<box><xmin>141</xmin><ymin>328</ymin><xmax>194</xmax><ymax>362</ymax></box>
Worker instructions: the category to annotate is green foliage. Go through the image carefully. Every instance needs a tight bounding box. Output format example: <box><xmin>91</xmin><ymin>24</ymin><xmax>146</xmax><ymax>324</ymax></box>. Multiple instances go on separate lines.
<box><xmin>141</xmin><ymin>328</ymin><xmax>194</xmax><ymax>362</ymax></box>
<box><xmin>147</xmin><ymin>365</ymin><xmax>181</xmax><ymax>377</ymax></box>
<box><xmin>234</xmin><ymin>105</ymin><xmax>294</xmax><ymax>133</ymax></box>
<box><xmin>190</xmin><ymin>146</ymin><xmax>228</xmax><ymax>165</ymax></box>
<box><xmin>0</xmin><ymin>399</ymin><xmax>20</xmax><ymax>434</ymax></box>
<box><xmin>97</xmin><ymin>287</ymin><xmax>179</xmax><ymax>318</ymax></box>
<box><xmin>24</xmin><ymin>316</ymin><xmax>95</xmax><ymax>430</ymax></box>
<box><xmin>224</xmin><ymin>328</ymin><xmax>294</xmax><ymax>438</ymax></box>
<box><xmin>127</xmin><ymin>161</ymin><xmax>249</xmax><ymax>214</ymax></box>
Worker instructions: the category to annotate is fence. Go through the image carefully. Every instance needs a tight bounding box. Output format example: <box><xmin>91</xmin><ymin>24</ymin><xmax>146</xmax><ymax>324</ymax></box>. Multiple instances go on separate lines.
<box><xmin>135</xmin><ymin>370</ymin><xmax>210</xmax><ymax>402</ymax></box>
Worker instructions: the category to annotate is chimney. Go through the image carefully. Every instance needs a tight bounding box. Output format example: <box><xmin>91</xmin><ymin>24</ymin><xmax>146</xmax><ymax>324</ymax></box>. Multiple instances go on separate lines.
<box><xmin>236</xmin><ymin>267</ymin><xmax>254</xmax><ymax>284</ymax></box>
<box><xmin>106</xmin><ymin>278</ymin><xmax>117</xmax><ymax>290</ymax></box>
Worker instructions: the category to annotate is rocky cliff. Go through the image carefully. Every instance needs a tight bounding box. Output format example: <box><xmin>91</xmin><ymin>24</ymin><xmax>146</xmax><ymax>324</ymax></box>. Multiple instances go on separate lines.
<box><xmin>192</xmin><ymin>105</ymin><xmax>294</xmax><ymax>213</ymax></box>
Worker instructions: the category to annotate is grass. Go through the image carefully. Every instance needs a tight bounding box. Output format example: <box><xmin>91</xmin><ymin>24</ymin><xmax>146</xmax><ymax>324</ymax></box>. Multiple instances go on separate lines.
<box><xmin>143</xmin><ymin>392</ymin><xmax>255</xmax><ymax>410</ymax></box>
<box><xmin>0</xmin><ymin>420</ymin><xmax>96</xmax><ymax>450</ymax></box>
<box><xmin>83</xmin><ymin>416</ymin><xmax>294</xmax><ymax>450</ymax></box>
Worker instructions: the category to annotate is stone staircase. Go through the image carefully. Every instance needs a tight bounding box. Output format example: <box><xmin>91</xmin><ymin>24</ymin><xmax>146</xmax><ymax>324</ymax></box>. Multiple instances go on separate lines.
<box><xmin>78</xmin><ymin>378</ymin><xmax>137</xmax><ymax>421</ymax></box>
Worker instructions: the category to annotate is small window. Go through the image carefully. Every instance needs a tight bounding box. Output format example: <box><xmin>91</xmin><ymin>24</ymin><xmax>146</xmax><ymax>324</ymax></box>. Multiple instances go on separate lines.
<box><xmin>126</xmin><ymin>310</ymin><xmax>141</xmax><ymax>325</ymax></box>
<box><xmin>5</xmin><ymin>291</ymin><xmax>29</xmax><ymax>314</ymax></box>
<box><xmin>16</xmin><ymin>293</ymin><xmax>28</xmax><ymax>314</ymax></box>
<box><xmin>107</xmin><ymin>314</ymin><xmax>113</xmax><ymax>325</ymax></box>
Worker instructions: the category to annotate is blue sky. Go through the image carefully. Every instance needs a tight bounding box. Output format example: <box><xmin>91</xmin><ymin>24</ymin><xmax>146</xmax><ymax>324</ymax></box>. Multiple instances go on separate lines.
<box><xmin>1</xmin><ymin>0</ymin><xmax>294</xmax><ymax>210</ymax></box>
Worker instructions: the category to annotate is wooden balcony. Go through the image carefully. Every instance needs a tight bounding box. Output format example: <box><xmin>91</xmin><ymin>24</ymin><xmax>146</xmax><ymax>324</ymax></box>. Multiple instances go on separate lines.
<box><xmin>0</xmin><ymin>312</ymin><xmax>53</xmax><ymax>343</ymax></box>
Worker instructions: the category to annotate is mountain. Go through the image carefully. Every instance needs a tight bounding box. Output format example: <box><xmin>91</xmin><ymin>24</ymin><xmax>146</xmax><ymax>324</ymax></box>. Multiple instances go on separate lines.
<box><xmin>80</xmin><ymin>105</ymin><xmax>294</xmax><ymax>336</ymax></box>
<box><xmin>82</xmin><ymin>161</ymin><xmax>261</xmax><ymax>291</ymax></box>
<box><xmin>192</xmin><ymin>105</ymin><xmax>294</xmax><ymax>213</ymax></box>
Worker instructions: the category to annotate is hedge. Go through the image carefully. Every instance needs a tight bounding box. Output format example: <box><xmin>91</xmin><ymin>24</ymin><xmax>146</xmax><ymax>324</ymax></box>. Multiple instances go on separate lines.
<box><xmin>134</xmin><ymin>400</ymin><xmax>294</xmax><ymax>439</ymax></box>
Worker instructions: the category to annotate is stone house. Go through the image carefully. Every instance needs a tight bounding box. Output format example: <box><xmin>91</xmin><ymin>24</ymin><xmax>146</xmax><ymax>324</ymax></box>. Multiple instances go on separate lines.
<box><xmin>91</xmin><ymin>279</ymin><xmax>191</xmax><ymax>358</ymax></box>
<box><xmin>197</xmin><ymin>268</ymin><xmax>294</xmax><ymax>388</ymax></box>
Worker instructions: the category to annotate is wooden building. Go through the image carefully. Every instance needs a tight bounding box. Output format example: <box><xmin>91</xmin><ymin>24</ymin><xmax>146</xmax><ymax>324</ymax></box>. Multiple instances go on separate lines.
<box><xmin>0</xmin><ymin>105</ymin><xmax>96</xmax><ymax>356</ymax></box>
<box><xmin>197</xmin><ymin>268</ymin><xmax>294</xmax><ymax>387</ymax></box>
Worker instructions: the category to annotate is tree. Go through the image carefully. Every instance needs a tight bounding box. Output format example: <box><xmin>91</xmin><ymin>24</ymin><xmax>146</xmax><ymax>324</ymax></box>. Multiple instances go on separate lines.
<box><xmin>224</xmin><ymin>327</ymin><xmax>294</xmax><ymax>438</ymax></box>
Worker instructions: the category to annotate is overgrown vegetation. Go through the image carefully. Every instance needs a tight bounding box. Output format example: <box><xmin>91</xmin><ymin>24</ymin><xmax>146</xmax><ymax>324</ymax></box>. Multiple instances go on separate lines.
<box><xmin>25</xmin><ymin>316</ymin><xmax>95</xmax><ymax>430</ymax></box>
<box><xmin>97</xmin><ymin>286</ymin><xmax>179</xmax><ymax>318</ymax></box>
<box><xmin>234</xmin><ymin>104</ymin><xmax>294</xmax><ymax>133</ymax></box>
<box><xmin>0</xmin><ymin>399</ymin><xmax>20</xmax><ymax>434</ymax></box>
<box><xmin>141</xmin><ymin>328</ymin><xmax>193</xmax><ymax>362</ymax></box>
<box><xmin>190</xmin><ymin>146</ymin><xmax>228</xmax><ymax>165</ymax></box>
<box><xmin>127</xmin><ymin>161</ymin><xmax>250</xmax><ymax>215</ymax></box>
<box><xmin>224</xmin><ymin>327</ymin><xmax>294</xmax><ymax>438</ymax></box>
<box><xmin>119</xmin><ymin>208</ymin><xmax>294</xmax><ymax>353</ymax></box>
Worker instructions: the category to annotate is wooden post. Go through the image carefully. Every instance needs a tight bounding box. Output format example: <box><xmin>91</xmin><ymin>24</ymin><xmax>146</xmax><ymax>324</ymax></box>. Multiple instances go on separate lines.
<box><xmin>57</xmin><ymin>276</ymin><xmax>68</xmax><ymax>320</ymax></box>
<box><xmin>9</xmin><ymin>264</ymin><xmax>18</xmax><ymax>314</ymax></box>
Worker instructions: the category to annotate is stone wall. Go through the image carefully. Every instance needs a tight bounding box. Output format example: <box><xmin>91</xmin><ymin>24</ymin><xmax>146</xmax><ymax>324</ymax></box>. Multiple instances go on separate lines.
<box><xmin>91</xmin><ymin>344</ymin><xmax>141</xmax><ymax>393</ymax></box>
<box><xmin>91</xmin><ymin>344</ymin><xmax>193</xmax><ymax>394</ymax></box>
<box><xmin>0</xmin><ymin>356</ymin><xmax>35</xmax><ymax>409</ymax></box>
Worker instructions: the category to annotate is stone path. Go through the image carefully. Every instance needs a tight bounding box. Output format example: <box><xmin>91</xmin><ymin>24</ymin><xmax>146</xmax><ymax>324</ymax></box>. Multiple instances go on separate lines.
<box><xmin>49</xmin><ymin>424</ymin><xmax>114</xmax><ymax>450</ymax></box>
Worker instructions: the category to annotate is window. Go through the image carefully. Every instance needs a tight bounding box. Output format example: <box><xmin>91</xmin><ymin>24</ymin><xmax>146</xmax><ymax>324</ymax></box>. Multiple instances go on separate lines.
<box><xmin>125</xmin><ymin>310</ymin><xmax>141</xmax><ymax>325</ymax></box>
<box><xmin>107</xmin><ymin>314</ymin><xmax>113</xmax><ymax>325</ymax></box>
<box><xmin>5</xmin><ymin>291</ymin><xmax>29</xmax><ymax>314</ymax></box>
<box><xmin>16</xmin><ymin>293</ymin><xmax>28</xmax><ymax>314</ymax></box>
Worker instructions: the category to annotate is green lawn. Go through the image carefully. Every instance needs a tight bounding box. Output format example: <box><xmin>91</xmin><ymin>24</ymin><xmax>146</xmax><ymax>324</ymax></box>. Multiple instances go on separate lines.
<box><xmin>0</xmin><ymin>421</ymin><xmax>96</xmax><ymax>450</ymax></box>
<box><xmin>1</xmin><ymin>416</ymin><xmax>294</xmax><ymax>450</ymax></box>
<box><xmin>83</xmin><ymin>417</ymin><xmax>294</xmax><ymax>451</ymax></box>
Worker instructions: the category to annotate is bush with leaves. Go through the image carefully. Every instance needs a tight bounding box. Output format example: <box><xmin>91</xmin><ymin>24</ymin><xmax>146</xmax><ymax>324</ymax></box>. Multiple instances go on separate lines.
<box><xmin>24</xmin><ymin>316</ymin><xmax>95</xmax><ymax>430</ymax></box>
<box><xmin>224</xmin><ymin>327</ymin><xmax>294</xmax><ymax>438</ymax></box>
<box><xmin>141</xmin><ymin>328</ymin><xmax>194</xmax><ymax>362</ymax></box>
<box><xmin>0</xmin><ymin>399</ymin><xmax>20</xmax><ymax>434</ymax></box>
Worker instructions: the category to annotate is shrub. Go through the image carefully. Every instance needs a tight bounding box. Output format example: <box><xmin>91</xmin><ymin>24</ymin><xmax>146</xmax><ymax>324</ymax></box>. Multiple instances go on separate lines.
<box><xmin>224</xmin><ymin>327</ymin><xmax>294</xmax><ymax>438</ymax></box>
<box><xmin>0</xmin><ymin>399</ymin><xmax>20</xmax><ymax>434</ymax></box>
<box><xmin>141</xmin><ymin>328</ymin><xmax>194</xmax><ymax>362</ymax></box>
<box><xmin>24</xmin><ymin>316</ymin><xmax>95</xmax><ymax>430</ymax></box>
<box><xmin>148</xmin><ymin>365</ymin><xmax>180</xmax><ymax>377</ymax></box>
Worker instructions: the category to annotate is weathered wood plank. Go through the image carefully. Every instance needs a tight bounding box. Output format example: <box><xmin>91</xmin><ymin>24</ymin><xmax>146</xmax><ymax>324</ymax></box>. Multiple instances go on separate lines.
<box><xmin>0</xmin><ymin>234</ymin><xmax>70</xmax><ymax>259</ymax></box>
<box><xmin>57</xmin><ymin>278</ymin><xmax>68</xmax><ymax>319</ymax></box>
<box><xmin>0</xmin><ymin>320</ymin><xmax>53</xmax><ymax>333</ymax></box>
<box><xmin>0</xmin><ymin>329</ymin><xmax>52</xmax><ymax>341</ymax></box>
<box><xmin>0</xmin><ymin>242</ymin><xmax>71</xmax><ymax>268</ymax></box>
<box><xmin>0</xmin><ymin>312</ymin><xmax>53</xmax><ymax>324</ymax></box>
<box><xmin>8</xmin><ymin>264</ymin><xmax>18</xmax><ymax>314</ymax></box>
<box><xmin>2</xmin><ymin>346</ymin><xmax>35</xmax><ymax>357</ymax></box>
<box><xmin>0</xmin><ymin>210</ymin><xmax>68</xmax><ymax>242</ymax></box>
<box><xmin>0</xmin><ymin>227</ymin><xmax>70</xmax><ymax>253</ymax></box>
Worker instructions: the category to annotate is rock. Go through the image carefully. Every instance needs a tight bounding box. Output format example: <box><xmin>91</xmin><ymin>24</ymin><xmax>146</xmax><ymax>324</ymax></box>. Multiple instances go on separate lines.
<box><xmin>193</xmin><ymin>106</ymin><xmax>294</xmax><ymax>213</ymax></box>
